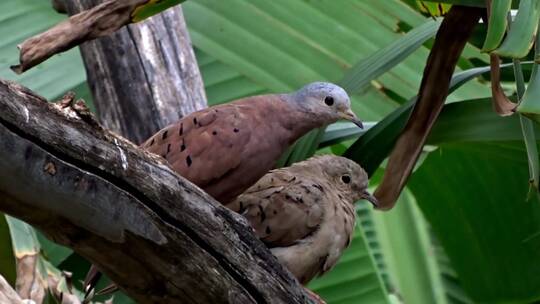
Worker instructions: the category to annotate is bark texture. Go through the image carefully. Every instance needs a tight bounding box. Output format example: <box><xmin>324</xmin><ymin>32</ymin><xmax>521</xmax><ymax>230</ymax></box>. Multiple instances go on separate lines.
<box><xmin>0</xmin><ymin>79</ymin><xmax>308</xmax><ymax>304</ymax></box>
<box><xmin>63</xmin><ymin>1</ymin><xmax>207</xmax><ymax>143</ymax></box>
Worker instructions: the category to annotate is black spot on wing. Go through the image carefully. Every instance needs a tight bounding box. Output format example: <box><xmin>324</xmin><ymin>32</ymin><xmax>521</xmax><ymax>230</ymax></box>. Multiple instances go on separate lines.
<box><xmin>259</xmin><ymin>205</ymin><xmax>266</xmax><ymax>222</ymax></box>
<box><xmin>312</xmin><ymin>183</ymin><xmax>324</xmax><ymax>192</ymax></box>
<box><xmin>162</xmin><ymin>130</ymin><xmax>168</xmax><ymax>140</ymax></box>
<box><xmin>180</xmin><ymin>139</ymin><xmax>186</xmax><ymax>152</ymax></box>
<box><xmin>186</xmin><ymin>155</ymin><xmax>192</xmax><ymax>167</ymax></box>
<box><xmin>238</xmin><ymin>201</ymin><xmax>245</xmax><ymax>213</ymax></box>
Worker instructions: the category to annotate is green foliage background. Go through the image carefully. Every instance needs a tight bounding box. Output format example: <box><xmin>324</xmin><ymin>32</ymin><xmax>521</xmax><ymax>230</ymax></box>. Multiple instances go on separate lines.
<box><xmin>0</xmin><ymin>1</ymin><xmax>539</xmax><ymax>304</ymax></box>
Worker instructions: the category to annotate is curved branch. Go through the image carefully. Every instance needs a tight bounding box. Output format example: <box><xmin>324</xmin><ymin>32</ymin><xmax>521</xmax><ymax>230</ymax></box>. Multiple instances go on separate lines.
<box><xmin>0</xmin><ymin>80</ymin><xmax>308</xmax><ymax>304</ymax></box>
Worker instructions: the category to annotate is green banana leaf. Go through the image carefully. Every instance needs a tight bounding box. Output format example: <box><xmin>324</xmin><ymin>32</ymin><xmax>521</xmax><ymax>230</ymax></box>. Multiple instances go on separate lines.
<box><xmin>343</xmin><ymin>63</ymin><xmax>514</xmax><ymax>176</ymax></box>
<box><xmin>494</xmin><ymin>0</ymin><xmax>540</xmax><ymax>58</ymax></box>
<box><xmin>0</xmin><ymin>0</ymin><xmax>87</xmax><ymax>101</ymax></box>
<box><xmin>131</xmin><ymin>0</ymin><xmax>186</xmax><ymax>22</ymax></box>
<box><xmin>370</xmin><ymin>189</ymin><xmax>448</xmax><ymax>304</ymax></box>
<box><xmin>481</xmin><ymin>0</ymin><xmax>512</xmax><ymax>52</ymax></box>
<box><xmin>410</xmin><ymin>142</ymin><xmax>540</xmax><ymax>303</ymax></box>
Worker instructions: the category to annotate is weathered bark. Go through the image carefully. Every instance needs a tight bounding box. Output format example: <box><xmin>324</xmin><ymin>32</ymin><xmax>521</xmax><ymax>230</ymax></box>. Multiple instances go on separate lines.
<box><xmin>63</xmin><ymin>1</ymin><xmax>207</xmax><ymax>144</ymax></box>
<box><xmin>0</xmin><ymin>79</ymin><xmax>308</xmax><ymax>303</ymax></box>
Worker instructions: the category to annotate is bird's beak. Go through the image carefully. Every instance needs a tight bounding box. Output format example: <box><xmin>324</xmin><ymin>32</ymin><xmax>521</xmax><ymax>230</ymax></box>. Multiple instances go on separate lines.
<box><xmin>339</xmin><ymin>109</ymin><xmax>363</xmax><ymax>129</ymax></box>
<box><xmin>361</xmin><ymin>190</ymin><xmax>378</xmax><ymax>207</ymax></box>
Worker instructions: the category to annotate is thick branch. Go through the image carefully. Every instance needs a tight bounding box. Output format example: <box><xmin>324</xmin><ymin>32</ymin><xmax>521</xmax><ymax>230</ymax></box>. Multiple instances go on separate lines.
<box><xmin>0</xmin><ymin>80</ymin><xmax>308</xmax><ymax>303</ymax></box>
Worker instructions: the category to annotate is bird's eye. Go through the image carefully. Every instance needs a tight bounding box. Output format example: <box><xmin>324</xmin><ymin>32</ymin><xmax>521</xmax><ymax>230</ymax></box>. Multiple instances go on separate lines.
<box><xmin>324</xmin><ymin>96</ymin><xmax>334</xmax><ymax>106</ymax></box>
<box><xmin>341</xmin><ymin>175</ymin><xmax>351</xmax><ymax>184</ymax></box>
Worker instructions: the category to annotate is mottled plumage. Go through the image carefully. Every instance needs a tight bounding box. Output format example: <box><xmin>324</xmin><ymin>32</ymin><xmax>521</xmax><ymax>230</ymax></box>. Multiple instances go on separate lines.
<box><xmin>227</xmin><ymin>155</ymin><xmax>377</xmax><ymax>284</ymax></box>
<box><xmin>142</xmin><ymin>82</ymin><xmax>362</xmax><ymax>203</ymax></box>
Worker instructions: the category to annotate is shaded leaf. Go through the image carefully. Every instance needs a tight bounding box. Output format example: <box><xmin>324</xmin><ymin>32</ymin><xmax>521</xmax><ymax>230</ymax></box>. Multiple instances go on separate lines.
<box><xmin>421</xmin><ymin>0</ymin><xmax>485</xmax><ymax>7</ymax></box>
<box><xmin>131</xmin><ymin>0</ymin><xmax>185</xmax><ymax>22</ymax></box>
<box><xmin>517</xmin><ymin>46</ymin><xmax>540</xmax><ymax>121</ymax></box>
<box><xmin>340</xmin><ymin>18</ymin><xmax>441</xmax><ymax>94</ymax></box>
<box><xmin>370</xmin><ymin>189</ymin><xmax>448</xmax><ymax>304</ymax></box>
<box><xmin>410</xmin><ymin>142</ymin><xmax>540</xmax><ymax>303</ymax></box>
<box><xmin>5</xmin><ymin>216</ymin><xmax>45</xmax><ymax>303</ymax></box>
<box><xmin>5</xmin><ymin>216</ymin><xmax>39</xmax><ymax>258</ymax></box>
<box><xmin>36</xmin><ymin>231</ymin><xmax>72</xmax><ymax>267</ymax></box>
<box><xmin>0</xmin><ymin>0</ymin><xmax>87</xmax><ymax>101</ymax></box>
<box><xmin>493</xmin><ymin>0</ymin><xmax>540</xmax><ymax>58</ymax></box>
<box><xmin>481</xmin><ymin>0</ymin><xmax>511</xmax><ymax>52</ymax></box>
<box><xmin>343</xmin><ymin>30</ymin><xmax>500</xmax><ymax>182</ymax></box>
<box><xmin>417</xmin><ymin>1</ymin><xmax>452</xmax><ymax>17</ymax></box>
<box><xmin>515</xmin><ymin>34</ymin><xmax>540</xmax><ymax>192</ymax></box>
<box><xmin>428</xmin><ymin>97</ymin><xmax>524</xmax><ymax>144</ymax></box>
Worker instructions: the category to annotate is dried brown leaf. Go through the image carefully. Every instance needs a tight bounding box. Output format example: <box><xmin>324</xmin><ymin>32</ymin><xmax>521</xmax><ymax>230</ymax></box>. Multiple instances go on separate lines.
<box><xmin>15</xmin><ymin>255</ymin><xmax>46</xmax><ymax>304</ymax></box>
<box><xmin>47</xmin><ymin>272</ymin><xmax>82</xmax><ymax>304</ymax></box>
<box><xmin>374</xmin><ymin>6</ymin><xmax>484</xmax><ymax>210</ymax></box>
<box><xmin>490</xmin><ymin>54</ymin><xmax>517</xmax><ymax>115</ymax></box>
<box><xmin>0</xmin><ymin>274</ymin><xmax>24</xmax><ymax>304</ymax></box>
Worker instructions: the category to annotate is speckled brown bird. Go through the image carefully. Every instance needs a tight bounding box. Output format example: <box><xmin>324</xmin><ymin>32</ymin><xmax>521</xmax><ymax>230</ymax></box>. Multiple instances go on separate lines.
<box><xmin>226</xmin><ymin>155</ymin><xmax>377</xmax><ymax>284</ymax></box>
<box><xmin>141</xmin><ymin>82</ymin><xmax>362</xmax><ymax>203</ymax></box>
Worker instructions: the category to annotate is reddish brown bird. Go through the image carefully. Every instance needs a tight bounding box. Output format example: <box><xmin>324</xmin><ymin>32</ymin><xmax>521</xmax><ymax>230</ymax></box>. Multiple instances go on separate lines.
<box><xmin>84</xmin><ymin>83</ymin><xmax>363</xmax><ymax>299</ymax></box>
<box><xmin>141</xmin><ymin>82</ymin><xmax>363</xmax><ymax>203</ymax></box>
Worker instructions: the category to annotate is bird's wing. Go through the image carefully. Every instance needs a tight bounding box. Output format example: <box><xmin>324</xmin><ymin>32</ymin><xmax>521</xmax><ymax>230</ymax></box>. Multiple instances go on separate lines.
<box><xmin>230</xmin><ymin>168</ymin><xmax>326</xmax><ymax>247</ymax></box>
<box><xmin>141</xmin><ymin>103</ymin><xmax>252</xmax><ymax>187</ymax></box>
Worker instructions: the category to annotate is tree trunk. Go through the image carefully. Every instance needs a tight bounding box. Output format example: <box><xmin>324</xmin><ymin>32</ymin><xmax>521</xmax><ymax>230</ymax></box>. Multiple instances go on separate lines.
<box><xmin>63</xmin><ymin>0</ymin><xmax>207</xmax><ymax>143</ymax></box>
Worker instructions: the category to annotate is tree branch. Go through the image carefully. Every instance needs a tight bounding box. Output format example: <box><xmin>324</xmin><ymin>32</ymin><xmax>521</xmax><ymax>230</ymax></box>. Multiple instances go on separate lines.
<box><xmin>0</xmin><ymin>79</ymin><xmax>308</xmax><ymax>304</ymax></box>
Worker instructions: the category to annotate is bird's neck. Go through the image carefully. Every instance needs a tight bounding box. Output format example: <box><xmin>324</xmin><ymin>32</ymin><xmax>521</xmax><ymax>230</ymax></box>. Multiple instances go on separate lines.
<box><xmin>274</xmin><ymin>100</ymin><xmax>329</xmax><ymax>145</ymax></box>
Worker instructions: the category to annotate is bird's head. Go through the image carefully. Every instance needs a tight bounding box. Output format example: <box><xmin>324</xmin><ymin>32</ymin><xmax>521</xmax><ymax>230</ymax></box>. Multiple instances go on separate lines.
<box><xmin>291</xmin><ymin>82</ymin><xmax>363</xmax><ymax>128</ymax></box>
<box><xmin>315</xmin><ymin>155</ymin><xmax>378</xmax><ymax>207</ymax></box>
